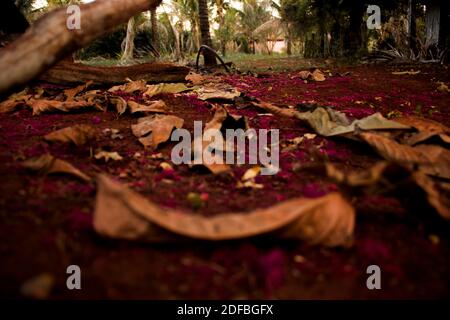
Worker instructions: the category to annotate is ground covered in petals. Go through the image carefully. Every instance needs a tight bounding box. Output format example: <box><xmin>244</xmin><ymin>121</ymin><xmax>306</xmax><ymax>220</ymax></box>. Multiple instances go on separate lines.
<box><xmin>1</xmin><ymin>60</ymin><xmax>449</xmax><ymax>299</ymax></box>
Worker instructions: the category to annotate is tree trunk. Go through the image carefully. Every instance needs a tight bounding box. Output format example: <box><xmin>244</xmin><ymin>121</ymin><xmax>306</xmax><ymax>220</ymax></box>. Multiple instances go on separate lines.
<box><xmin>122</xmin><ymin>17</ymin><xmax>136</xmax><ymax>61</ymax></box>
<box><xmin>0</xmin><ymin>0</ymin><xmax>162</xmax><ymax>96</ymax></box>
<box><xmin>150</xmin><ymin>7</ymin><xmax>159</xmax><ymax>51</ymax></box>
<box><xmin>425</xmin><ymin>0</ymin><xmax>441</xmax><ymax>46</ymax></box>
<box><xmin>407</xmin><ymin>0</ymin><xmax>417</xmax><ymax>53</ymax></box>
<box><xmin>166</xmin><ymin>15</ymin><xmax>181</xmax><ymax>60</ymax></box>
<box><xmin>198</xmin><ymin>0</ymin><xmax>216</xmax><ymax>65</ymax></box>
<box><xmin>343</xmin><ymin>4</ymin><xmax>364</xmax><ymax>56</ymax></box>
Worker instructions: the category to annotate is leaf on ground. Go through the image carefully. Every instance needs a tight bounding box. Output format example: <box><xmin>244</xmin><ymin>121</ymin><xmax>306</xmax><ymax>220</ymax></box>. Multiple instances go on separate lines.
<box><xmin>436</xmin><ymin>82</ymin><xmax>449</xmax><ymax>94</ymax></box>
<box><xmin>190</xmin><ymin>106</ymin><xmax>248</xmax><ymax>174</ymax></box>
<box><xmin>44</xmin><ymin>124</ymin><xmax>96</xmax><ymax>146</ymax></box>
<box><xmin>242</xmin><ymin>167</ymin><xmax>261</xmax><ymax>180</ymax></box>
<box><xmin>252</xmin><ymin>101</ymin><xmax>298</xmax><ymax>118</ymax></box>
<box><xmin>108</xmin><ymin>96</ymin><xmax>127</xmax><ymax>115</ymax></box>
<box><xmin>392</xmin><ymin>70</ymin><xmax>421</xmax><ymax>75</ymax></box>
<box><xmin>93</xmin><ymin>174</ymin><xmax>355</xmax><ymax>247</ymax></box>
<box><xmin>108</xmin><ymin>79</ymin><xmax>147</xmax><ymax>93</ymax></box>
<box><xmin>412</xmin><ymin>172</ymin><xmax>450</xmax><ymax>219</ymax></box>
<box><xmin>298</xmin><ymin>71</ymin><xmax>311</xmax><ymax>80</ymax></box>
<box><xmin>22</xmin><ymin>154</ymin><xmax>91</xmax><ymax>182</ymax></box>
<box><xmin>310</xmin><ymin>69</ymin><xmax>326</xmax><ymax>81</ymax></box>
<box><xmin>395</xmin><ymin>116</ymin><xmax>450</xmax><ymax>145</ymax></box>
<box><xmin>131</xmin><ymin>114</ymin><xmax>184</xmax><ymax>149</ymax></box>
<box><xmin>64</xmin><ymin>80</ymin><xmax>93</xmax><ymax>101</ymax></box>
<box><xmin>295</xmin><ymin>107</ymin><xmax>410</xmax><ymax>136</ymax></box>
<box><xmin>185</xmin><ymin>73</ymin><xmax>207</xmax><ymax>85</ymax></box>
<box><xmin>128</xmin><ymin>100</ymin><xmax>167</xmax><ymax>114</ymax></box>
<box><xmin>360</xmin><ymin>132</ymin><xmax>450</xmax><ymax>179</ymax></box>
<box><xmin>253</xmin><ymin>100</ymin><xmax>410</xmax><ymax>136</ymax></box>
<box><xmin>20</xmin><ymin>273</ymin><xmax>54</xmax><ymax>300</ymax></box>
<box><xmin>29</xmin><ymin>99</ymin><xmax>93</xmax><ymax>116</ymax></box>
<box><xmin>326</xmin><ymin>162</ymin><xmax>389</xmax><ymax>186</ymax></box>
<box><xmin>94</xmin><ymin>151</ymin><xmax>123</xmax><ymax>162</ymax></box>
<box><xmin>195</xmin><ymin>86</ymin><xmax>241</xmax><ymax>101</ymax></box>
<box><xmin>236</xmin><ymin>180</ymin><xmax>264</xmax><ymax>189</ymax></box>
<box><xmin>0</xmin><ymin>89</ymin><xmax>31</xmax><ymax>113</ymax></box>
<box><xmin>144</xmin><ymin>83</ymin><xmax>192</xmax><ymax>97</ymax></box>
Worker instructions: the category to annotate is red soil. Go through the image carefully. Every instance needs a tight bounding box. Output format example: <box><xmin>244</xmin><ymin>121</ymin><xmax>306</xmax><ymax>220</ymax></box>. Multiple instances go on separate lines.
<box><xmin>0</xmin><ymin>63</ymin><xmax>449</xmax><ymax>299</ymax></box>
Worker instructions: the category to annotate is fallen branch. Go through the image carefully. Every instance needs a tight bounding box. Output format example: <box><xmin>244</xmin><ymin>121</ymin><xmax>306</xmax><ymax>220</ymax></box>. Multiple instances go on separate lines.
<box><xmin>39</xmin><ymin>61</ymin><xmax>190</xmax><ymax>85</ymax></box>
<box><xmin>0</xmin><ymin>0</ymin><xmax>161</xmax><ymax>95</ymax></box>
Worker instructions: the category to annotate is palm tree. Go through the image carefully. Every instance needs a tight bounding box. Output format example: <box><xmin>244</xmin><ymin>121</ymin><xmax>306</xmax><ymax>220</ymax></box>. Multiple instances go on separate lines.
<box><xmin>198</xmin><ymin>0</ymin><xmax>216</xmax><ymax>65</ymax></box>
<box><xmin>150</xmin><ymin>7</ymin><xmax>159</xmax><ymax>51</ymax></box>
<box><xmin>238</xmin><ymin>0</ymin><xmax>271</xmax><ymax>54</ymax></box>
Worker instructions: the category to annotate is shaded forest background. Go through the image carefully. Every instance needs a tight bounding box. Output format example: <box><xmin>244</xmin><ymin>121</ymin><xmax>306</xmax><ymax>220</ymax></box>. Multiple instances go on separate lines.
<box><xmin>4</xmin><ymin>0</ymin><xmax>450</xmax><ymax>64</ymax></box>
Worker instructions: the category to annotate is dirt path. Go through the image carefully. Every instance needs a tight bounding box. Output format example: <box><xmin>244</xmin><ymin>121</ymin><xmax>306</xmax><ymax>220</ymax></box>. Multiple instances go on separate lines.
<box><xmin>0</xmin><ymin>63</ymin><xmax>449</xmax><ymax>299</ymax></box>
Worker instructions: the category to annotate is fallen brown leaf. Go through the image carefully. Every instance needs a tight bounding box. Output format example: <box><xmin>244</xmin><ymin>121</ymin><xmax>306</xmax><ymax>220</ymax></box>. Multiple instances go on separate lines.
<box><xmin>108</xmin><ymin>79</ymin><xmax>147</xmax><ymax>93</ymax></box>
<box><xmin>131</xmin><ymin>114</ymin><xmax>184</xmax><ymax>149</ymax></box>
<box><xmin>185</xmin><ymin>73</ymin><xmax>207</xmax><ymax>85</ymax></box>
<box><xmin>326</xmin><ymin>161</ymin><xmax>389</xmax><ymax>187</ymax></box>
<box><xmin>64</xmin><ymin>80</ymin><xmax>93</xmax><ymax>101</ymax></box>
<box><xmin>437</xmin><ymin>82</ymin><xmax>450</xmax><ymax>94</ymax></box>
<box><xmin>20</xmin><ymin>273</ymin><xmax>54</xmax><ymax>300</ymax></box>
<box><xmin>93</xmin><ymin>174</ymin><xmax>355</xmax><ymax>247</ymax></box>
<box><xmin>0</xmin><ymin>89</ymin><xmax>31</xmax><ymax>113</ymax></box>
<box><xmin>44</xmin><ymin>124</ymin><xmax>96</xmax><ymax>146</ymax></box>
<box><xmin>144</xmin><ymin>83</ymin><xmax>191</xmax><ymax>97</ymax></box>
<box><xmin>94</xmin><ymin>151</ymin><xmax>123</xmax><ymax>162</ymax></box>
<box><xmin>22</xmin><ymin>154</ymin><xmax>91</xmax><ymax>182</ymax></box>
<box><xmin>128</xmin><ymin>100</ymin><xmax>167</xmax><ymax>114</ymax></box>
<box><xmin>310</xmin><ymin>69</ymin><xmax>326</xmax><ymax>82</ymax></box>
<box><xmin>412</xmin><ymin>172</ymin><xmax>450</xmax><ymax>219</ymax></box>
<box><xmin>360</xmin><ymin>132</ymin><xmax>450</xmax><ymax>179</ymax></box>
<box><xmin>392</xmin><ymin>70</ymin><xmax>421</xmax><ymax>75</ymax></box>
<box><xmin>29</xmin><ymin>99</ymin><xmax>93</xmax><ymax>116</ymax></box>
<box><xmin>196</xmin><ymin>87</ymin><xmax>241</xmax><ymax>101</ymax></box>
<box><xmin>108</xmin><ymin>96</ymin><xmax>127</xmax><ymax>115</ymax></box>
<box><xmin>395</xmin><ymin>116</ymin><xmax>450</xmax><ymax>145</ymax></box>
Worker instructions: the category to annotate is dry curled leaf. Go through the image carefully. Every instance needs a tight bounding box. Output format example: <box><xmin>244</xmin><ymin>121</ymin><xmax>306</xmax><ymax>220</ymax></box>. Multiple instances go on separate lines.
<box><xmin>436</xmin><ymin>82</ymin><xmax>450</xmax><ymax>94</ymax></box>
<box><xmin>93</xmin><ymin>174</ymin><xmax>355</xmax><ymax>247</ymax></box>
<box><xmin>108</xmin><ymin>79</ymin><xmax>147</xmax><ymax>93</ymax></box>
<box><xmin>64</xmin><ymin>80</ymin><xmax>93</xmax><ymax>101</ymax></box>
<box><xmin>94</xmin><ymin>151</ymin><xmax>123</xmax><ymax>162</ymax></box>
<box><xmin>108</xmin><ymin>96</ymin><xmax>127</xmax><ymax>115</ymax></box>
<box><xmin>44</xmin><ymin>124</ymin><xmax>96</xmax><ymax>146</ymax></box>
<box><xmin>412</xmin><ymin>172</ymin><xmax>450</xmax><ymax>219</ymax></box>
<box><xmin>395</xmin><ymin>116</ymin><xmax>450</xmax><ymax>145</ymax></box>
<box><xmin>185</xmin><ymin>73</ymin><xmax>207</xmax><ymax>85</ymax></box>
<box><xmin>298</xmin><ymin>71</ymin><xmax>311</xmax><ymax>80</ymax></box>
<box><xmin>360</xmin><ymin>132</ymin><xmax>450</xmax><ymax>179</ymax></box>
<box><xmin>326</xmin><ymin>161</ymin><xmax>389</xmax><ymax>187</ymax></box>
<box><xmin>253</xmin><ymin>100</ymin><xmax>409</xmax><ymax>136</ymax></box>
<box><xmin>22</xmin><ymin>154</ymin><xmax>90</xmax><ymax>182</ymax></box>
<box><xmin>392</xmin><ymin>70</ymin><xmax>421</xmax><ymax>75</ymax></box>
<box><xmin>310</xmin><ymin>69</ymin><xmax>326</xmax><ymax>82</ymax></box>
<box><xmin>128</xmin><ymin>100</ymin><xmax>167</xmax><ymax>114</ymax></box>
<box><xmin>190</xmin><ymin>106</ymin><xmax>248</xmax><ymax>174</ymax></box>
<box><xmin>20</xmin><ymin>273</ymin><xmax>55</xmax><ymax>300</ymax></box>
<box><xmin>0</xmin><ymin>89</ymin><xmax>31</xmax><ymax>113</ymax></box>
<box><xmin>144</xmin><ymin>83</ymin><xmax>191</xmax><ymax>97</ymax></box>
<box><xmin>131</xmin><ymin>114</ymin><xmax>184</xmax><ymax>149</ymax></box>
<box><xmin>29</xmin><ymin>99</ymin><xmax>93</xmax><ymax>116</ymax></box>
<box><xmin>195</xmin><ymin>87</ymin><xmax>241</xmax><ymax>101</ymax></box>
<box><xmin>242</xmin><ymin>167</ymin><xmax>261</xmax><ymax>181</ymax></box>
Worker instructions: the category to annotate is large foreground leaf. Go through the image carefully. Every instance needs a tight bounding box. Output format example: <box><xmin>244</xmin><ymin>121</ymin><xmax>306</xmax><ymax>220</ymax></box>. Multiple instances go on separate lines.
<box><xmin>93</xmin><ymin>174</ymin><xmax>355</xmax><ymax>247</ymax></box>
